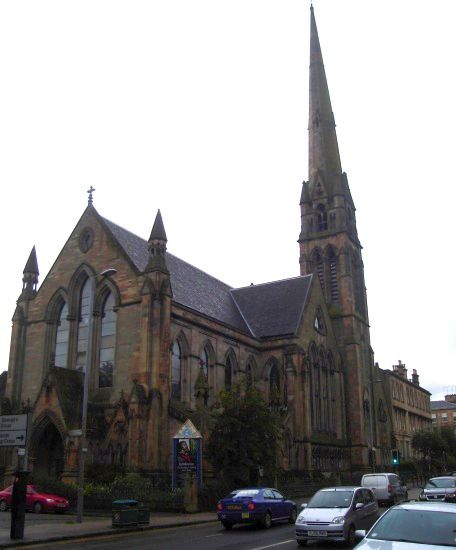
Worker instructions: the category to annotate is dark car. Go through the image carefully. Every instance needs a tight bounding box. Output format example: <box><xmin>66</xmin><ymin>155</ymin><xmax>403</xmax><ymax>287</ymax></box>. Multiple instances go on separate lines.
<box><xmin>0</xmin><ymin>484</ymin><xmax>70</xmax><ymax>513</ymax></box>
<box><xmin>419</xmin><ymin>476</ymin><xmax>456</xmax><ymax>502</ymax></box>
<box><xmin>217</xmin><ymin>487</ymin><xmax>297</xmax><ymax>529</ymax></box>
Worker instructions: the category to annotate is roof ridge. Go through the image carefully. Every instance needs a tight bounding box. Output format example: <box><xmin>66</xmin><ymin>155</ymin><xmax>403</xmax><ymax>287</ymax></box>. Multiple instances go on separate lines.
<box><xmin>233</xmin><ymin>273</ymin><xmax>312</xmax><ymax>291</ymax></box>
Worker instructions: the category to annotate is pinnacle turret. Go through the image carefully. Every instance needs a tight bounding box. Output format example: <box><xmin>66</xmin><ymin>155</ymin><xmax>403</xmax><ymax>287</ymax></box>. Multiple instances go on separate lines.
<box><xmin>145</xmin><ymin>210</ymin><xmax>169</xmax><ymax>274</ymax></box>
<box><xmin>19</xmin><ymin>246</ymin><xmax>39</xmax><ymax>300</ymax></box>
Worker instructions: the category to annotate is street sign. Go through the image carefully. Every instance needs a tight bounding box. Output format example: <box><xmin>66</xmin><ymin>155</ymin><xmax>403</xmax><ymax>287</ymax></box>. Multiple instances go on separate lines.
<box><xmin>0</xmin><ymin>431</ymin><xmax>27</xmax><ymax>446</ymax></box>
<box><xmin>0</xmin><ymin>415</ymin><xmax>28</xmax><ymax>447</ymax></box>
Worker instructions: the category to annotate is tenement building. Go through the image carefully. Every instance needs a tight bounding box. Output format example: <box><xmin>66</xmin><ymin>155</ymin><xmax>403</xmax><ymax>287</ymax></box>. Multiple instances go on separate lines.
<box><xmin>4</xmin><ymin>8</ymin><xmax>414</xmax><ymax>481</ymax></box>
<box><xmin>431</xmin><ymin>395</ymin><xmax>456</xmax><ymax>432</ymax></box>
<box><xmin>377</xmin><ymin>361</ymin><xmax>432</xmax><ymax>461</ymax></box>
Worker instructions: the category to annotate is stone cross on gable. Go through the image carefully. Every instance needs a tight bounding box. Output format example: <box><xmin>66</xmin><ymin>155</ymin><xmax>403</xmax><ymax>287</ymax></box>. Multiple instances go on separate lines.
<box><xmin>87</xmin><ymin>186</ymin><xmax>96</xmax><ymax>205</ymax></box>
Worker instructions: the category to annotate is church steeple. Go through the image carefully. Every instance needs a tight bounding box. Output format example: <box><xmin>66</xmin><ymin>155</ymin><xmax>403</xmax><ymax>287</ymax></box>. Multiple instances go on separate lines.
<box><xmin>19</xmin><ymin>246</ymin><xmax>39</xmax><ymax>301</ymax></box>
<box><xmin>308</xmin><ymin>5</ymin><xmax>342</xmax><ymax>188</ymax></box>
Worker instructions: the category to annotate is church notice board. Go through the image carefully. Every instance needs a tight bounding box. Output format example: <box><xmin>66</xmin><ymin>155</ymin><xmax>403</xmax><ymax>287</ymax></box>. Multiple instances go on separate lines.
<box><xmin>0</xmin><ymin>415</ymin><xmax>28</xmax><ymax>447</ymax></box>
<box><xmin>172</xmin><ymin>419</ymin><xmax>202</xmax><ymax>489</ymax></box>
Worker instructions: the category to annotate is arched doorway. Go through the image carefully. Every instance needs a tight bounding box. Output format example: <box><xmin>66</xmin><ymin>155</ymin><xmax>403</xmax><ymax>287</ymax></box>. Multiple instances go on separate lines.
<box><xmin>32</xmin><ymin>421</ymin><xmax>64</xmax><ymax>479</ymax></box>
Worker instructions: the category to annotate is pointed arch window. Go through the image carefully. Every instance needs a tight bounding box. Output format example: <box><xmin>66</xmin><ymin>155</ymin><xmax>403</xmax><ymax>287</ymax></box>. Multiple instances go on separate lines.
<box><xmin>246</xmin><ymin>361</ymin><xmax>254</xmax><ymax>387</ymax></box>
<box><xmin>76</xmin><ymin>279</ymin><xmax>91</xmax><ymax>372</ymax></box>
<box><xmin>171</xmin><ymin>340</ymin><xmax>182</xmax><ymax>400</ymax></box>
<box><xmin>54</xmin><ymin>302</ymin><xmax>69</xmax><ymax>368</ymax></box>
<box><xmin>225</xmin><ymin>356</ymin><xmax>233</xmax><ymax>391</ymax></box>
<box><xmin>317</xmin><ymin>203</ymin><xmax>328</xmax><ymax>231</ymax></box>
<box><xmin>99</xmin><ymin>292</ymin><xmax>116</xmax><ymax>388</ymax></box>
<box><xmin>200</xmin><ymin>348</ymin><xmax>209</xmax><ymax>380</ymax></box>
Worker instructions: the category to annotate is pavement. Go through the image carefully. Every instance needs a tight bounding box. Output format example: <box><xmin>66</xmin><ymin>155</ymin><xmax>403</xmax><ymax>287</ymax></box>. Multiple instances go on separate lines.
<box><xmin>0</xmin><ymin>487</ymin><xmax>422</xmax><ymax>548</ymax></box>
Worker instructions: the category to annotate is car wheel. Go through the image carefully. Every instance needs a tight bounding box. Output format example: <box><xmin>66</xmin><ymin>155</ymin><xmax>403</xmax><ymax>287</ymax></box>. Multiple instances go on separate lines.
<box><xmin>262</xmin><ymin>511</ymin><xmax>272</xmax><ymax>529</ymax></box>
<box><xmin>346</xmin><ymin>525</ymin><xmax>355</xmax><ymax>547</ymax></box>
<box><xmin>288</xmin><ymin>507</ymin><xmax>297</xmax><ymax>524</ymax></box>
<box><xmin>0</xmin><ymin>500</ymin><xmax>7</xmax><ymax>512</ymax></box>
<box><xmin>221</xmin><ymin>521</ymin><xmax>233</xmax><ymax>530</ymax></box>
<box><xmin>33</xmin><ymin>502</ymin><xmax>43</xmax><ymax>514</ymax></box>
<box><xmin>297</xmin><ymin>542</ymin><xmax>308</xmax><ymax>547</ymax></box>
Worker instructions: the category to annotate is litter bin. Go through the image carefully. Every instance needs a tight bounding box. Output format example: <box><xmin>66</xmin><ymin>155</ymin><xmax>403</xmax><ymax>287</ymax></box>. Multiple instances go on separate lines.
<box><xmin>137</xmin><ymin>502</ymin><xmax>150</xmax><ymax>524</ymax></box>
<box><xmin>112</xmin><ymin>499</ymin><xmax>139</xmax><ymax>527</ymax></box>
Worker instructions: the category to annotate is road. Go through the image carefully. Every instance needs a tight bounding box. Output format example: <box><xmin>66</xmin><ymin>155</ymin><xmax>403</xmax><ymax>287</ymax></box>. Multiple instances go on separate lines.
<box><xmin>17</xmin><ymin>520</ymin><xmax>359</xmax><ymax>550</ymax></box>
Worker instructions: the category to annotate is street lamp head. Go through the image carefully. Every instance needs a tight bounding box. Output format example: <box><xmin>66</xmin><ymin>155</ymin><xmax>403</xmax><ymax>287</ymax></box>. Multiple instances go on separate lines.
<box><xmin>98</xmin><ymin>268</ymin><xmax>117</xmax><ymax>278</ymax></box>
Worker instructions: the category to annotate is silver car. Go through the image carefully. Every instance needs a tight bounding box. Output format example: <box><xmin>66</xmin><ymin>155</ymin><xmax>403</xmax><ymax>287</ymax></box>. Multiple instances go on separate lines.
<box><xmin>419</xmin><ymin>476</ymin><xmax>456</xmax><ymax>502</ymax></box>
<box><xmin>354</xmin><ymin>501</ymin><xmax>456</xmax><ymax>549</ymax></box>
<box><xmin>295</xmin><ymin>486</ymin><xmax>378</xmax><ymax>547</ymax></box>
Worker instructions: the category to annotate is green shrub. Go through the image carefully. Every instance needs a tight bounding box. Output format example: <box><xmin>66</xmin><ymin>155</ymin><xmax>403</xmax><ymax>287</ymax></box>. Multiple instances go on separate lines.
<box><xmin>86</xmin><ymin>462</ymin><xmax>125</xmax><ymax>485</ymax></box>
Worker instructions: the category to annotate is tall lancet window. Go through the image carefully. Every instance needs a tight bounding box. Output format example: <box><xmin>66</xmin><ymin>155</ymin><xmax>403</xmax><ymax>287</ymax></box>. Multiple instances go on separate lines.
<box><xmin>54</xmin><ymin>302</ymin><xmax>69</xmax><ymax>368</ymax></box>
<box><xmin>76</xmin><ymin>279</ymin><xmax>91</xmax><ymax>372</ymax></box>
<box><xmin>327</xmin><ymin>248</ymin><xmax>339</xmax><ymax>302</ymax></box>
<box><xmin>99</xmin><ymin>292</ymin><xmax>117</xmax><ymax>388</ymax></box>
<box><xmin>200</xmin><ymin>348</ymin><xmax>209</xmax><ymax>380</ymax></box>
<box><xmin>225</xmin><ymin>356</ymin><xmax>233</xmax><ymax>391</ymax></box>
<box><xmin>269</xmin><ymin>364</ymin><xmax>280</xmax><ymax>406</ymax></box>
<box><xmin>311</xmin><ymin>250</ymin><xmax>324</xmax><ymax>293</ymax></box>
<box><xmin>171</xmin><ymin>340</ymin><xmax>182</xmax><ymax>399</ymax></box>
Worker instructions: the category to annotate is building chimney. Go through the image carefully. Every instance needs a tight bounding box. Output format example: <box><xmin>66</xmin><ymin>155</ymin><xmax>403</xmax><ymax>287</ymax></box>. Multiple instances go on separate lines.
<box><xmin>393</xmin><ymin>360</ymin><xmax>407</xmax><ymax>378</ymax></box>
<box><xmin>445</xmin><ymin>394</ymin><xmax>456</xmax><ymax>404</ymax></box>
<box><xmin>411</xmin><ymin>369</ymin><xmax>419</xmax><ymax>385</ymax></box>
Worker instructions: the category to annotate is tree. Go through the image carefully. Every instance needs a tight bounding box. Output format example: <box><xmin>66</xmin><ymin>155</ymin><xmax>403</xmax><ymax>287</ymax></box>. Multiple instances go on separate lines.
<box><xmin>207</xmin><ymin>385</ymin><xmax>282</xmax><ymax>487</ymax></box>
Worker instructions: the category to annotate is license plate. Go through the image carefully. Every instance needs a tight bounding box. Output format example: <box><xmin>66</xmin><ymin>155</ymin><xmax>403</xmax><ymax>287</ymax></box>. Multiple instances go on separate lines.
<box><xmin>241</xmin><ymin>512</ymin><xmax>250</xmax><ymax>519</ymax></box>
<box><xmin>227</xmin><ymin>505</ymin><xmax>241</xmax><ymax>510</ymax></box>
<box><xmin>308</xmin><ymin>530</ymin><xmax>327</xmax><ymax>537</ymax></box>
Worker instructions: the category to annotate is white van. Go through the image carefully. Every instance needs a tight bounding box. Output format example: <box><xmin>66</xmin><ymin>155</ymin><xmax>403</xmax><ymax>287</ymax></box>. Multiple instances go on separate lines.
<box><xmin>360</xmin><ymin>473</ymin><xmax>408</xmax><ymax>506</ymax></box>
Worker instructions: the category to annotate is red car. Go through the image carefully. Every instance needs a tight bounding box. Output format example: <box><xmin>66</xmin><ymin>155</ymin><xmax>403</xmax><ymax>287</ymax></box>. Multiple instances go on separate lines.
<box><xmin>0</xmin><ymin>484</ymin><xmax>70</xmax><ymax>513</ymax></box>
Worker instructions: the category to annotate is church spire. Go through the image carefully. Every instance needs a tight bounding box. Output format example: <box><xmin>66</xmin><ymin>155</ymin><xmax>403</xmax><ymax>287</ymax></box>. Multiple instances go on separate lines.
<box><xmin>19</xmin><ymin>246</ymin><xmax>39</xmax><ymax>300</ymax></box>
<box><xmin>308</xmin><ymin>5</ymin><xmax>342</xmax><ymax>192</ymax></box>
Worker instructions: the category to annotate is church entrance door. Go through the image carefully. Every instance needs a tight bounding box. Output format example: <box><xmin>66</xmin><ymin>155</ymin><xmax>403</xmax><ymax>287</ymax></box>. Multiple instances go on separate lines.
<box><xmin>32</xmin><ymin>422</ymin><xmax>64</xmax><ymax>479</ymax></box>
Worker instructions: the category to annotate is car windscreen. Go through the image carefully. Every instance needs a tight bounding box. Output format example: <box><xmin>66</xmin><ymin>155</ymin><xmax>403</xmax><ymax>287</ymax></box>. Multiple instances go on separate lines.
<box><xmin>307</xmin><ymin>490</ymin><xmax>353</xmax><ymax>508</ymax></box>
<box><xmin>229</xmin><ymin>490</ymin><xmax>259</xmax><ymax>498</ymax></box>
<box><xmin>367</xmin><ymin>508</ymin><xmax>456</xmax><ymax>546</ymax></box>
<box><xmin>425</xmin><ymin>479</ymin><xmax>456</xmax><ymax>489</ymax></box>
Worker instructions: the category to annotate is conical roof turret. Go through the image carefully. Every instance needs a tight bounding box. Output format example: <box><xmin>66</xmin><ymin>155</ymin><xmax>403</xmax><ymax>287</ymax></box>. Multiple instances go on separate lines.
<box><xmin>145</xmin><ymin>209</ymin><xmax>169</xmax><ymax>274</ymax></box>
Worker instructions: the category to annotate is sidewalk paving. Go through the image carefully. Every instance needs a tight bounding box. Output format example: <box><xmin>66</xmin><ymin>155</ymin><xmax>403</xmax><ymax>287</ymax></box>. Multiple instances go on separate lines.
<box><xmin>0</xmin><ymin>510</ymin><xmax>219</xmax><ymax>548</ymax></box>
<box><xmin>0</xmin><ymin>488</ymin><xmax>422</xmax><ymax>548</ymax></box>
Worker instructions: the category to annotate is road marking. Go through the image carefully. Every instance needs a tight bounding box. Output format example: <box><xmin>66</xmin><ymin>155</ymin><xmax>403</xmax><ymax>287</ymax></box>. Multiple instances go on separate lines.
<box><xmin>249</xmin><ymin>540</ymin><xmax>295</xmax><ymax>550</ymax></box>
<box><xmin>206</xmin><ymin>533</ymin><xmax>223</xmax><ymax>537</ymax></box>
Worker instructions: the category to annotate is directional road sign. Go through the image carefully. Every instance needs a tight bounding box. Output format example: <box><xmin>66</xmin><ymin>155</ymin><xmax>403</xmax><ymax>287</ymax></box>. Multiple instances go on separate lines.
<box><xmin>0</xmin><ymin>415</ymin><xmax>28</xmax><ymax>447</ymax></box>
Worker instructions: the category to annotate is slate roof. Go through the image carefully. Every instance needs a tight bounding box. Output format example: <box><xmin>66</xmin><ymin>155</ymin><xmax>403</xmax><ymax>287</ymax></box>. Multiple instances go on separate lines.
<box><xmin>231</xmin><ymin>277</ymin><xmax>312</xmax><ymax>338</ymax></box>
<box><xmin>102</xmin><ymin>216</ymin><xmax>313</xmax><ymax>340</ymax></box>
<box><xmin>431</xmin><ymin>400</ymin><xmax>456</xmax><ymax>411</ymax></box>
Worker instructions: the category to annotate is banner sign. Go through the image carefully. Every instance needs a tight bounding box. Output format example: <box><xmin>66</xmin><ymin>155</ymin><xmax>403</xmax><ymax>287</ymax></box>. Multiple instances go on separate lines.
<box><xmin>172</xmin><ymin>419</ymin><xmax>202</xmax><ymax>489</ymax></box>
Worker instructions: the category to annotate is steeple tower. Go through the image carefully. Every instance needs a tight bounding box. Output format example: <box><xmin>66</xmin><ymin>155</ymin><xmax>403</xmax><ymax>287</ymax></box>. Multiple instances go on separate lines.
<box><xmin>299</xmin><ymin>7</ymin><xmax>374</xmax><ymax>471</ymax></box>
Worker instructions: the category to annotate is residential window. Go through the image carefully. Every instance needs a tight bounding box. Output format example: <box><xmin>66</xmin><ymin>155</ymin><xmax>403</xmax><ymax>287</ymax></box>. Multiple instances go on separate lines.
<box><xmin>442</xmin><ymin>413</ymin><xmax>448</xmax><ymax>423</ymax></box>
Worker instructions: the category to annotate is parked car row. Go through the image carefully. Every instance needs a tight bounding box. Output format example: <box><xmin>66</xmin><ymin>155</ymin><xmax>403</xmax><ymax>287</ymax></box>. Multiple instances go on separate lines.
<box><xmin>216</xmin><ymin>471</ymin><xmax>456</xmax><ymax>548</ymax></box>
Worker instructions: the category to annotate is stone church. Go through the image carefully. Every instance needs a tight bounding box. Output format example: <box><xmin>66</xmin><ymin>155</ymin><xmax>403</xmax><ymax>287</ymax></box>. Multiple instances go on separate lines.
<box><xmin>4</xmin><ymin>7</ymin><xmax>393</xmax><ymax>481</ymax></box>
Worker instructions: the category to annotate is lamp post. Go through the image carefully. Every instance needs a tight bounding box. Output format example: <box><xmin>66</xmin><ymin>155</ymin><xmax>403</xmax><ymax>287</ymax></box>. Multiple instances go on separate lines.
<box><xmin>76</xmin><ymin>268</ymin><xmax>116</xmax><ymax>523</ymax></box>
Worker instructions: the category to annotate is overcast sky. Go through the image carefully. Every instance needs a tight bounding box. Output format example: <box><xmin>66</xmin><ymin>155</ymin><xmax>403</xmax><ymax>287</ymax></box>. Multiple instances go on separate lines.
<box><xmin>1</xmin><ymin>0</ymin><xmax>455</xmax><ymax>400</ymax></box>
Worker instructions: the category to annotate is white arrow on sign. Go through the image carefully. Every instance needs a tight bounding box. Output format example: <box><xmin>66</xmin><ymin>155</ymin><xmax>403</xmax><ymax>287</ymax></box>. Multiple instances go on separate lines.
<box><xmin>0</xmin><ymin>431</ymin><xmax>27</xmax><ymax>447</ymax></box>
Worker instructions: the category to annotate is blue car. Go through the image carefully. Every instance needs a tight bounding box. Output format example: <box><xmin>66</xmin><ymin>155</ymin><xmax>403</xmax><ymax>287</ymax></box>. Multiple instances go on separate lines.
<box><xmin>217</xmin><ymin>487</ymin><xmax>297</xmax><ymax>529</ymax></box>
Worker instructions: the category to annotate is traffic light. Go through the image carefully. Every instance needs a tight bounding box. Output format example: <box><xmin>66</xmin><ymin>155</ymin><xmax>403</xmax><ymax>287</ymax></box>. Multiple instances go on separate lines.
<box><xmin>391</xmin><ymin>449</ymin><xmax>400</xmax><ymax>465</ymax></box>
